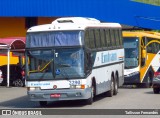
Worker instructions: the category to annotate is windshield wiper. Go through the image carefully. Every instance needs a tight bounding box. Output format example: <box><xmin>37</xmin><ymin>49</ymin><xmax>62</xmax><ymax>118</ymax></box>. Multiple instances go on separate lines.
<box><xmin>28</xmin><ymin>58</ymin><xmax>54</xmax><ymax>74</ymax></box>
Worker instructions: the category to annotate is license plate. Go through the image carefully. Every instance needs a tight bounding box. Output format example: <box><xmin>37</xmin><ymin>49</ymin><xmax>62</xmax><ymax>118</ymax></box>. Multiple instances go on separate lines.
<box><xmin>50</xmin><ymin>94</ymin><xmax>61</xmax><ymax>98</ymax></box>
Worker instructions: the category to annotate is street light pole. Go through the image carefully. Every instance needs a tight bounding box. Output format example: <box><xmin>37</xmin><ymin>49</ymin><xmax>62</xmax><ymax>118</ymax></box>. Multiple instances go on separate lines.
<box><xmin>7</xmin><ymin>48</ymin><xmax>10</xmax><ymax>87</ymax></box>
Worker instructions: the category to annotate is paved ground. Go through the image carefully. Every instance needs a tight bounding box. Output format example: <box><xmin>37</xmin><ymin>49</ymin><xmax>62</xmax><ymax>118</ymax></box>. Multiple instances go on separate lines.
<box><xmin>0</xmin><ymin>86</ymin><xmax>160</xmax><ymax>118</ymax></box>
<box><xmin>0</xmin><ymin>86</ymin><xmax>160</xmax><ymax>109</ymax></box>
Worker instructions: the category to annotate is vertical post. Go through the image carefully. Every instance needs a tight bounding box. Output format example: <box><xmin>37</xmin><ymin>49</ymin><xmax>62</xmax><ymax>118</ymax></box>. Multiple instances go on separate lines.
<box><xmin>7</xmin><ymin>49</ymin><xmax>10</xmax><ymax>87</ymax></box>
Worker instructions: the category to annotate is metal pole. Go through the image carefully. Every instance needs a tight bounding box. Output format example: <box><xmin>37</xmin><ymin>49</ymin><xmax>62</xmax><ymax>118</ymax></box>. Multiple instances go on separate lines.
<box><xmin>7</xmin><ymin>49</ymin><xmax>10</xmax><ymax>87</ymax></box>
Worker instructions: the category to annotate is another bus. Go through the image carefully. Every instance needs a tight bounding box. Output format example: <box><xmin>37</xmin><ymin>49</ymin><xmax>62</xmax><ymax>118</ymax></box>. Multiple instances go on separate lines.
<box><xmin>123</xmin><ymin>31</ymin><xmax>160</xmax><ymax>87</ymax></box>
<box><xmin>25</xmin><ymin>17</ymin><xmax>124</xmax><ymax>106</ymax></box>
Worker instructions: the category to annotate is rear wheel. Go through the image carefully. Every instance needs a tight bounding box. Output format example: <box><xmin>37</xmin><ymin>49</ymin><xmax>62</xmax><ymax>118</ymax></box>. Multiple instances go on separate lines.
<box><xmin>113</xmin><ymin>75</ymin><xmax>118</xmax><ymax>95</ymax></box>
<box><xmin>13</xmin><ymin>79</ymin><xmax>23</xmax><ymax>87</ymax></box>
<box><xmin>39</xmin><ymin>101</ymin><xmax>47</xmax><ymax>107</ymax></box>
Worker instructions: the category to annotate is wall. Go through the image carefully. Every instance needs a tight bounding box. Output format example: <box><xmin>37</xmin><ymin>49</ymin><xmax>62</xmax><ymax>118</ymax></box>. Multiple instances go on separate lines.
<box><xmin>0</xmin><ymin>17</ymin><xmax>57</xmax><ymax>37</ymax></box>
<box><xmin>0</xmin><ymin>17</ymin><xmax>57</xmax><ymax>66</ymax></box>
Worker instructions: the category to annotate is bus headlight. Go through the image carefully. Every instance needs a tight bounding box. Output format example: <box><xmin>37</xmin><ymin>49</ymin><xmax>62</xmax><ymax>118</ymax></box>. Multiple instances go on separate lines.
<box><xmin>27</xmin><ymin>87</ymin><xmax>41</xmax><ymax>91</ymax></box>
<box><xmin>70</xmin><ymin>84</ymin><xmax>85</xmax><ymax>89</ymax></box>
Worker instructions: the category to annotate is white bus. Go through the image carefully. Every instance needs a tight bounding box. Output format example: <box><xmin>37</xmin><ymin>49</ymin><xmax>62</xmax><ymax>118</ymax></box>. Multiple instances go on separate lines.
<box><xmin>25</xmin><ymin>17</ymin><xmax>124</xmax><ymax>106</ymax></box>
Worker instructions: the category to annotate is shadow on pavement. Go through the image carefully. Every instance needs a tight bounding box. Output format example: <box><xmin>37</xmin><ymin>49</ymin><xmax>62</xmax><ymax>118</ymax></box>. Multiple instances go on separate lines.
<box><xmin>0</xmin><ymin>96</ymin><xmax>39</xmax><ymax>108</ymax></box>
<box><xmin>0</xmin><ymin>94</ymin><xmax>108</xmax><ymax>108</ymax></box>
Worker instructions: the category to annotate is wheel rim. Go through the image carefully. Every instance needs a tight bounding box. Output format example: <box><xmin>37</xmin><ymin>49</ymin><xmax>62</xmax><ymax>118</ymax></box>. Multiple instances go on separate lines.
<box><xmin>14</xmin><ymin>79</ymin><xmax>23</xmax><ymax>87</ymax></box>
<box><xmin>115</xmin><ymin>81</ymin><xmax>118</xmax><ymax>91</ymax></box>
<box><xmin>91</xmin><ymin>86</ymin><xmax>94</xmax><ymax>98</ymax></box>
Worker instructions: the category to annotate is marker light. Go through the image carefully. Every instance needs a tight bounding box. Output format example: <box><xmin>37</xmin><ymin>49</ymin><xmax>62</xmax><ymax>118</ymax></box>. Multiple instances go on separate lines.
<box><xmin>70</xmin><ymin>84</ymin><xmax>85</xmax><ymax>89</ymax></box>
<box><xmin>27</xmin><ymin>87</ymin><xmax>41</xmax><ymax>91</ymax></box>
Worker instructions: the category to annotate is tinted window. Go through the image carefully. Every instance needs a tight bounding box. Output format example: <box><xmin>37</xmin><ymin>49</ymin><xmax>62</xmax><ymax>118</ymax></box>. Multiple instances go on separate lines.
<box><xmin>115</xmin><ymin>29</ymin><xmax>120</xmax><ymax>46</ymax></box>
<box><xmin>105</xmin><ymin>29</ymin><xmax>111</xmax><ymax>47</ymax></box>
<box><xmin>89</xmin><ymin>29</ymin><xmax>95</xmax><ymax>49</ymax></box>
<box><xmin>110</xmin><ymin>29</ymin><xmax>115</xmax><ymax>47</ymax></box>
<box><xmin>84</xmin><ymin>30</ymin><xmax>90</xmax><ymax>48</ymax></box>
<box><xmin>100</xmin><ymin>29</ymin><xmax>106</xmax><ymax>47</ymax></box>
<box><xmin>94</xmin><ymin>29</ymin><xmax>101</xmax><ymax>48</ymax></box>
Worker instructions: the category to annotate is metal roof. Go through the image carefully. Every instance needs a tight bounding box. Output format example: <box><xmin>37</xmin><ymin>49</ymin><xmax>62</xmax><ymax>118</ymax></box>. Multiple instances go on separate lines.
<box><xmin>28</xmin><ymin>17</ymin><xmax>121</xmax><ymax>32</ymax></box>
<box><xmin>0</xmin><ymin>0</ymin><xmax>160</xmax><ymax>29</ymax></box>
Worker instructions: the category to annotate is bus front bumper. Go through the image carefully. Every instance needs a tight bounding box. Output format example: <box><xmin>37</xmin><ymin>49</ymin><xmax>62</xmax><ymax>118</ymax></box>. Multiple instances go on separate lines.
<box><xmin>124</xmin><ymin>72</ymin><xmax>140</xmax><ymax>85</ymax></box>
<box><xmin>27</xmin><ymin>88</ymin><xmax>91</xmax><ymax>102</ymax></box>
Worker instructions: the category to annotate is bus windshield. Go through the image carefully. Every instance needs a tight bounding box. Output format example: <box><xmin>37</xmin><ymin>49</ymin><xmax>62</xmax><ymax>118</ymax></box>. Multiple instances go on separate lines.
<box><xmin>124</xmin><ymin>37</ymin><xmax>139</xmax><ymax>69</ymax></box>
<box><xmin>27</xmin><ymin>48</ymin><xmax>84</xmax><ymax>80</ymax></box>
<box><xmin>26</xmin><ymin>31</ymin><xmax>84</xmax><ymax>48</ymax></box>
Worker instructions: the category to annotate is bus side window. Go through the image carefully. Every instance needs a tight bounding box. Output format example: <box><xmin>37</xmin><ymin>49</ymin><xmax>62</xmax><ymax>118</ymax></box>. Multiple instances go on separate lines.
<box><xmin>105</xmin><ymin>29</ymin><xmax>110</xmax><ymax>48</ymax></box>
<box><xmin>110</xmin><ymin>29</ymin><xmax>116</xmax><ymax>47</ymax></box>
<box><xmin>100</xmin><ymin>29</ymin><xmax>106</xmax><ymax>48</ymax></box>
<box><xmin>94</xmin><ymin>29</ymin><xmax>101</xmax><ymax>49</ymax></box>
<box><xmin>118</xmin><ymin>29</ymin><xmax>123</xmax><ymax>47</ymax></box>
<box><xmin>84</xmin><ymin>29</ymin><xmax>90</xmax><ymax>48</ymax></box>
<box><xmin>141</xmin><ymin>39</ymin><xmax>146</xmax><ymax>67</ymax></box>
<box><xmin>114</xmin><ymin>29</ymin><xmax>120</xmax><ymax>47</ymax></box>
<box><xmin>89</xmin><ymin>29</ymin><xmax>96</xmax><ymax>49</ymax></box>
<box><xmin>85</xmin><ymin>52</ymin><xmax>92</xmax><ymax>74</ymax></box>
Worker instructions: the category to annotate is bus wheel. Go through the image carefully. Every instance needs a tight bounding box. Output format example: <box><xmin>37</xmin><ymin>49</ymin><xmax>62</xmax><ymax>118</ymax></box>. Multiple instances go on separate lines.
<box><xmin>153</xmin><ymin>88</ymin><xmax>159</xmax><ymax>94</ymax></box>
<box><xmin>106</xmin><ymin>76</ymin><xmax>114</xmax><ymax>97</ymax></box>
<box><xmin>113</xmin><ymin>75</ymin><xmax>118</xmax><ymax>95</ymax></box>
<box><xmin>39</xmin><ymin>101</ymin><xmax>47</xmax><ymax>107</ymax></box>
<box><xmin>86</xmin><ymin>83</ymin><xmax>95</xmax><ymax>105</ymax></box>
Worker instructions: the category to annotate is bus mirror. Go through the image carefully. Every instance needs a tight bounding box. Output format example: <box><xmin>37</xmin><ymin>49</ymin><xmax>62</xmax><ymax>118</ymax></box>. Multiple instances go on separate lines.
<box><xmin>142</xmin><ymin>49</ymin><xmax>146</xmax><ymax>59</ymax></box>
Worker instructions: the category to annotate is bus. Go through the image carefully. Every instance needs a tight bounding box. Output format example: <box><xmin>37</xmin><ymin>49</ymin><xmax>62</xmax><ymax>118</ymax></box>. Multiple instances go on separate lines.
<box><xmin>25</xmin><ymin>17</ymin><xmax>124</xmax><ymax>106</ymax></box>
<box><xmin>123</xmin><ymin>31</ymin><xmax>160</xmax><ymax>87</ymax></box>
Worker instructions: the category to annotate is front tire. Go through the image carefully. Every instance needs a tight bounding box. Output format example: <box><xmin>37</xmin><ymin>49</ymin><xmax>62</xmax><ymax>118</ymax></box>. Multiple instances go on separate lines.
<box><xmin>39</xmin><ymin>101</ymin><xmax>47</xmax><ymax>107</ymax></box>
<box><xmin>153</xmin><ymin>88</ymin><xmax>159</xmax><ymax>94</ymax></box>
<box><xmin>106</xmin><ymin>76</ymin><xmax>114</xmax><ymax>97</ymax></box>
<box><xmin>86</xmin><ymin>82</ymin><xmax>95</xmax><ymax>105</ymax></box>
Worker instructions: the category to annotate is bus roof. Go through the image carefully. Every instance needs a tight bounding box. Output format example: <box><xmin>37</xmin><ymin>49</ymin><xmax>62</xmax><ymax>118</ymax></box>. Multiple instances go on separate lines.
<box><xmin>123</xmin><ymin>31</ymin><xmax>160</xmax><ymax>39</ymax></box>
<box><xmin>27</xmin><ymin>17</ymin><xmax>121</xmax><ymax>32</ymax></box>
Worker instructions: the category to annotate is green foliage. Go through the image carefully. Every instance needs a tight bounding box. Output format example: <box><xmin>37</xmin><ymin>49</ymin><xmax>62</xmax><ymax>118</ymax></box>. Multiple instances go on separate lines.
<box><xmin>133</xmin><ymin>0</ymin><xmax>160</xmax><ymax>6</ymax></box>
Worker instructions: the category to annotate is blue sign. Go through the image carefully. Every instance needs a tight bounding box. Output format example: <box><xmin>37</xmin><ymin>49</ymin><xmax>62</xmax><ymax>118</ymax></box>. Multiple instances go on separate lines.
<box><xmin>56</xmin><ymin>69</ymin><xmax>61</xmax><ymax>75</ymax></box>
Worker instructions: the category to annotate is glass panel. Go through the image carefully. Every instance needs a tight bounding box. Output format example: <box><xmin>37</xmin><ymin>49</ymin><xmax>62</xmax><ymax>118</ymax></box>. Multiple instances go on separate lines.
<box><xmin>118</xmin><ymin>29</ymin><xmax>123</xmax><ymax>46</ymax></box>
<box><xmin>27</xmin><ymin>49</ymin><xmax>54</xmax><ymax>80</ymax></box>
<box><xmin>115</xmin><ymin>29</ymin><xmax>120</xmax><ymax>46</ymax></box>
<box><xmin>105</xmin><ymin>29</ymin><xmax>110</xmax><ymax>47</ymax></box>
<box><xmin>100</xmin><ymin>29</ymin><xmax>106</xmax><ymax>47</ymax></box>
<box><xmin>89</xmin><ymin>30</ymin><xmax>95</xmax><ymax>49</ymax></box>
<box><xmin>26</xmin><ymin>48</ymin><xmax>84</xmax><ymax>80</ymax></box>
<box><xmin>54</xmin><ymin>48</ymin><xmax>84</xmax><ymax>79</ymax></box>
<box><xmin>84</xmin><ymin>30</ymin><xmax>90</xmax><ymax>48</ymax></box>
<box><xmin>123</xmin><ymin>37</ymin><xmax>139</xmax><ymax>69</ymax></box>
<box><xmin>94</xmin><ymin>29</ymin><xmax>101</xmax><ymax>48</ymax></box>
<box><xmin>110</xmin><ymin>29</ymin><xmax>115</xmax><ymax>47</ymax></box>
<box><xmin>26</xmin><ymin>31</ymin><xmax>84</xmax><ymax>48</ymax></box>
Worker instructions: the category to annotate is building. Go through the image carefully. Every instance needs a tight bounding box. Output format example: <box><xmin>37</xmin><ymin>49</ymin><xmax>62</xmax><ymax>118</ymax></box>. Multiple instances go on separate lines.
<box><xmin>0</xmin><ymin>0</ymin><xmax>160</xmax><ymax>38</ymax></box>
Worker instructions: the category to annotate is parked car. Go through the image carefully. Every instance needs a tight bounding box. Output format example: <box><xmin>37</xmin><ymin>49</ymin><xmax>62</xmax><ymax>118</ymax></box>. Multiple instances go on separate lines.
<box><xmin>0</xmin><ymin>70</ymin><xmax>3</xmax><ymax>84</ymax></box>
<box><xmin>0</xmin><ymin>64</ymin><xmax>25</xmax><ymax>87</ymax></box>
<box><xmin>153</xmin><ymin>68</ymin><xmax>160</xmax><ymax>94</ymax></box>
